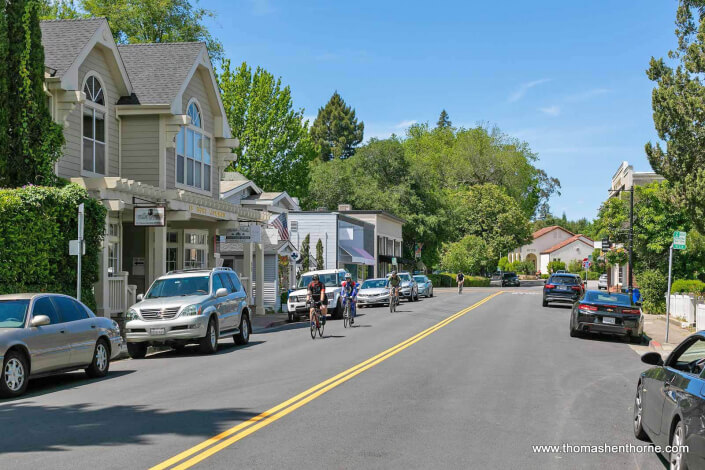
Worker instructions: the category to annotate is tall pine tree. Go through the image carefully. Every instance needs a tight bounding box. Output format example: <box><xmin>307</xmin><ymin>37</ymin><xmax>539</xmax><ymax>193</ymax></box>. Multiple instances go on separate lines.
<box><xmin>436</xmin><ymin>109</ymin><xmax>452</xmax><ymax>129</ymax></box>
<box><xmin>310</xmin><ymin>91</ymin><xmax>364</xmax><ymax>161</ymax></box>
<box><xmin>300</xmin><ymin>234</ymin><xmax>310</xmax><ymax>272</ymax></box>
<box><xmin>315</xmin><ymin>239</ymin><xmax>324</xmax><ymax>268</ymax></box>
<box><xmin>5</xmin><ymin>0</ymin><xmax>64</xmax><ymax>187</ymax></box>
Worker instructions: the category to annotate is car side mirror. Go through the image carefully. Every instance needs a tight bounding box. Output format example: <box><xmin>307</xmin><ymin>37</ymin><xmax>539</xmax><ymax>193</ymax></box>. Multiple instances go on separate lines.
<box><xmin>31</xmin><ymin>315</ymin><xmax>51</xmax><ymax>327</ymax></box>
<box><xmin>641</xmin><ymin>352</ymin><xmax>663</xmax><ymax>366</ymax></box>
<box><xmin>216</xmin><ymin>287</ymin><xmax>229</xmax><ymax>298</ymax></box>
<box><xmin>136</xmin><ymin>293</ymin><xmax>144</xmax><ymax>301</ymax></box>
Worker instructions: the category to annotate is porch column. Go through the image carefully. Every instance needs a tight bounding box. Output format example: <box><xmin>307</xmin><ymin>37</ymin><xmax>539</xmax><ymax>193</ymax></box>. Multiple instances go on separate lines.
<box><xmin>147</xmin><ymin>226</ymin><xmax>167</xmax><ymax>286</ymax></box>
<box><xmin>94</xmin><ymin>216</ymin><xmax>111</xmax><ymax>317</ymax></box>
<box><xmin>255</xmin><ymin>242</ymin><xmax>265</xmax><ymax>316</ymax></box>
<box><xmin>243</xmin><ymin>242</ymin><xmax>253</xmax><ymax>306</ymax></box>
<box><xmin>207</xmin><ymin>223</ymin><xmax>218</xmax><ymax>268</ymax></box>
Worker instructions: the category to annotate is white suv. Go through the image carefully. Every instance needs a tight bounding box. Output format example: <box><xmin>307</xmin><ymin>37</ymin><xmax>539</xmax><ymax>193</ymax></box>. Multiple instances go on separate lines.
<box><xmin>124</xmin><ymin>267</ymin><xmax>250</xmax><ymax>358</ymax></box>
<box><xmin>287</xmin><ymin>269</ymin><xmax>346</xmax><ymax>321</ymax></box>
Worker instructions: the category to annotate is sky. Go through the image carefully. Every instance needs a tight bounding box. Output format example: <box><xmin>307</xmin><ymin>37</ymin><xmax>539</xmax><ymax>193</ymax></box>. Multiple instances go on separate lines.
<box><xmin>203</xmin><ymin>0</ymin><xmax>677</xmax><ymax>220</ymax></box>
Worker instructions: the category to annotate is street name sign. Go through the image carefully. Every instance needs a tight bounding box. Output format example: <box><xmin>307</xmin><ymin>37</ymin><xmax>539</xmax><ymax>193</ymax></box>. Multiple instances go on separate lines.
<box><xmin>673</xmin><ymin>231</ymin><xmax>687</xmax><ymax>250</ymax></box>
<box><xmin>601</xmin><ymin>237</ymin><xmax>611</xmax><ymax>252</ymax></box>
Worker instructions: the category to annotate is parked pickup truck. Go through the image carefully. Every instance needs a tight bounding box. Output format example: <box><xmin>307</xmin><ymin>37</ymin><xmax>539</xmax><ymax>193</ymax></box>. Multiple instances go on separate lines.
<box><xmin>287</xmin><ymin>269</ymin><xmax>346</xmax><ymax>321</ymax></box>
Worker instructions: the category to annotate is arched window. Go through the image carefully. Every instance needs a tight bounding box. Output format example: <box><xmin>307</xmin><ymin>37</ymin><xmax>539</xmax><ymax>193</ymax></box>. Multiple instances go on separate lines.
<box><xmin>82</xmin><ymin>74</ymin><xmax>106</xmax><ymax>174</ymax></box>
<box><xmin>176</xmin><ymin>100</ymin><xmax>211</xmax><ymax>191</ymax></box>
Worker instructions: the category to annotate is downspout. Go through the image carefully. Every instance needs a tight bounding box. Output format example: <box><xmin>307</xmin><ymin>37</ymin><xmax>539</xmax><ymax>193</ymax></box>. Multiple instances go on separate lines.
<box><xmin>116</xmin><ymin>114</ymin><xmax>122</xmax><ymax>176</ymax></box>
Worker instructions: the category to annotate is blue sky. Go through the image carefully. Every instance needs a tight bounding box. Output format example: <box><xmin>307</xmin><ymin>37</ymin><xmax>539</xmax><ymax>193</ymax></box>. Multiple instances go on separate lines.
<box><xmin>203</xmin><ymin>0</ymin><xmax>676</xmax><ymax>220</ymax></box>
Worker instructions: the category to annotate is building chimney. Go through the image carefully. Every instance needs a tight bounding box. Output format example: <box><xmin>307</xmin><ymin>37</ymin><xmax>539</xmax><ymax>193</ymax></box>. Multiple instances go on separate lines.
<box><xmin>338</xmin><ymin>204</ymin><xmax>352</xmax><ymax>211</ymax></box>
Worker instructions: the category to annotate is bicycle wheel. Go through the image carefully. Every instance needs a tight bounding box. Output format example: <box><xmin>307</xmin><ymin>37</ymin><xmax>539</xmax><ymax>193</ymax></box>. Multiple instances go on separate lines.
<box><xmin>310</xmin><ymin>317</ymin><xmax>316</xmax><ymax>339</ymax></box>
<box><xmin>318</xmin><ymin>315</ymin><xmax>325</xmax><ymax>337</ymax></box>
<box><xmin>343</xmin><ymin>302</ymin><xmax>350</xmax><ymax>328</ymax></box>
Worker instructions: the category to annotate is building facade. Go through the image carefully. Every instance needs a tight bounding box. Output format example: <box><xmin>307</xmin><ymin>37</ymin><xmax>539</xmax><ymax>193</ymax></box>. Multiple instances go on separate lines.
<box><xmin>510</xmin><ymin>226</ymin><xmax>594</xmax><ymax>274</ymax></box>
<box><xmin>41</xmin><ymin>18</ymin><xmax>269</xmax><ymax>317</ymax></box>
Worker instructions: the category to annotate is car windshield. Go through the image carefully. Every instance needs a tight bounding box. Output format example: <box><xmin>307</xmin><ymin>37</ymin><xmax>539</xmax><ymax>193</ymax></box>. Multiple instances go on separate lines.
<box><xmin>363</xmin><ymin>279</ymin><xmax>388</xmax><ymax>289</ymax></box>
<box><xmin>550</xmin><ymin>275</ymin><xmax>580</xmax><ymax>285</ymax></box>
<box><xmin>584</xmin><ymin>292</ymin><xmax>632</xmax><ymax>305</ymax></box>
<box><xmin>398</xmin><ymin>274</ymin><xmax>412</xmax><ymax>282</ymax></box>
<box><xmin>298</xmin><ymin>273</ymin><xmax>340</xmax><ymax>288</ymax></box>
<box><xmin>0</xmin><ymin>299</ymin><xmax>29</xmax><ymax>328</ymax></box>
<box><xmin>413</xmin><ymin>276</ymin><xmax>426</xmax><ymax>283</ymax></box>
<box><xmin>503</xmin><ymin>273</ymin><xmax>517</xmax><ymax>279</ymax></box>
<box><xmin>146</xmin><ymin>276</ymin><xmax>210</xmax><ymax>298</ymax></box>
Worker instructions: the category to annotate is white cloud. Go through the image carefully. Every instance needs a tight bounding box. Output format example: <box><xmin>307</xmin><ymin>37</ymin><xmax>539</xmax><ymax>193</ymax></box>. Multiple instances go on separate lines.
<box><xmin>539</xmin><ymin>105</ymin><xmax>561</xmax><ymax>116</ymax></box>
<box><xmin>508</xmin><ymin>78</ymin><xmax>551</xmax><ymax>103</ymax></box>
<box><xmin>249</xmin><ymin>0</ymin><xmax>276</xmax><ymax>15</ymax></box>
<box><xmin>395</xmin><ymin>120</ymin><xmax>417</xmax><ymax>129</ymax></box>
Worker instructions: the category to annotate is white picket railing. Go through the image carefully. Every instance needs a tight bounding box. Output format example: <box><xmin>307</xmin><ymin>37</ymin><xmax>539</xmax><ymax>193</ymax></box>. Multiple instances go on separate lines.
<box><xmin>106</xmin><ymin>271</ymin><xmax>133</xmax><ymax>317</ymax></box>
<box><xmin>696</xmin><ymin>302</ymin><xmax>705</xmax><ymax>331</ymax></box>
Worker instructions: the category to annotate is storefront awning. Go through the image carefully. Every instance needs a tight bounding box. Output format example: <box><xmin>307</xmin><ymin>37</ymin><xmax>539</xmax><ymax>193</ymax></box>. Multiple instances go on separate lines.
<box><xmin>339</xmin><ymin>242</ymin><xmax>375</xmax><ymax>266</ymax></box>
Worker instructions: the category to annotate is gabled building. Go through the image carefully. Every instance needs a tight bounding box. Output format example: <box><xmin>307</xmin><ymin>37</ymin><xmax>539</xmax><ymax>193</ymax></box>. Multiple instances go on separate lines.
<box><xmin>40</xmin><ymin>18</ymin><xmax>269</xmax><ymax>317</ymax></box>
<box><xmin>509</xmin><ymin>226</ymin><xmax>594</xmax><ymax>274</ymax></box>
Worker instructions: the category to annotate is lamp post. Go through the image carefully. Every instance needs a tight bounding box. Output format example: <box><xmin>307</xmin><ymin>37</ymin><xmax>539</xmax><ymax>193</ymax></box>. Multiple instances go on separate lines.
<box><xmin>608</xmin><ymin>188</ymin><xmax>634</xmax><ymax>296</ymax></box>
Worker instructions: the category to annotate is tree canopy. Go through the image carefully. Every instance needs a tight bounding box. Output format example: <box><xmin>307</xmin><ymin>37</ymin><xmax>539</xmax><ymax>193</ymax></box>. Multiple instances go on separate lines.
<box><xmin>219</xmin><ymin>60</ymin><xmax>315</xmax><ymax>198</ymax></box>
<box><xmin>310</xmin><ymin>92</ymin><xmax>364</xmax><ymax>161</ymax></box>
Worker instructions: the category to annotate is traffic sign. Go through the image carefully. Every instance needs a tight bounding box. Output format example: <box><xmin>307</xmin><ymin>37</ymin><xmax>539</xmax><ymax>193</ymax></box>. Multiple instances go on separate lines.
<box><xmin>601</xmin><ymin>237</ymin><xmax>611</xmax><ymax>252</ymax></box>
<box><xmin>583</xmin><ymin>260</ymin><xmax>591</xmax><ymax>269</ymax></box>
<box><xmin>673</xmin><ymin>231</ymin><xmax>687</xmax><ymax>250</ymax></box>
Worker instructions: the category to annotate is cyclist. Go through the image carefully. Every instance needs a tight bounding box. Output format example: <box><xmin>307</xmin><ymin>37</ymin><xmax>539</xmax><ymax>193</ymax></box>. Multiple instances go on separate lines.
<box><xmin>388</xmin><ymin>270</ymin><xmax>401</xmax><ymax>307</ymax></box>
<box><xmin>341</xmin><ymin>272</ymin><xmax>359</xmax><ymax>325</ymax></box>
<box><xmin>307</xmin><ymin>273</ymin><xmax>327</xmax><ymax>327</ymax></box>
<box><xmin>456</xmin><ymin>271</ymin><xmax>465</xmax><ymax>294</ymax></box>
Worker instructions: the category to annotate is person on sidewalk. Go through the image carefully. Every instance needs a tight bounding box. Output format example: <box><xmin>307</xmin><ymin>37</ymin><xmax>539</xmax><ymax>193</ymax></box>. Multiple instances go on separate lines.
<box><xmin>341</xmin><ymin>272</ymin><xmax>359</xmax><ymax>325</ymax></box>
<box><xmin>456</xmin><ymin>272</ymin><xmax>465</xmax><ymax>294</ymax></box>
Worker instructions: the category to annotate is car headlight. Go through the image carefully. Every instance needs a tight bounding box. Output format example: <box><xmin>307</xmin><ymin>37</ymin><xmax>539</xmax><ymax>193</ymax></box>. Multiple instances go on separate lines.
<box><xmin>181</xmin><ymin>304</ymin><xmax>202</xmax><ymax>316</ymax></box>
<box><xmin>126</xmin><ymin>308</ymin><xmax>140</xmax><ymax>321</ymax></box>
<box><xmin>111</xmin><ymin>320</ymin><xmax>120</xmax><ymax>334</ymax></box>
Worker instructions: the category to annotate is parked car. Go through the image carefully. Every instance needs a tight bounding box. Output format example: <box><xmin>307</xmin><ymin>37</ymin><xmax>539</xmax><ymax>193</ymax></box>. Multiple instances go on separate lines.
<box><xmin>288</xmin><ymin>269</ymin><xmax>346</xmax><ymax>320</ymax></box>
<box><xmin>414</xmin><ymin>275</ymin><xmax>434</xmax><ymax>297</ymax></box>
<box><xmin>0</xmin><ymin>293</ymin><xmax>124</xmax><ymax>398</ymax></box>
<box><xmin>542</xmin><ymin>274</ymin><xmax>583</xmax><ymax>306</ymax></box>
<box><xmin>569</xmin><ymin>290</ymin><xmax>643</xmax><ymax>342</ymax></box>
<box><xmin>124</xmin><ymin>267</ymin><xmax>250</xmax><ymax>358</ymax></box>
<box><xmin>490</xmin><ymin>272</ymin><xmax>520</xmax><ymax>287</ymax></box>
<box><xmin>598</xmin><ymin>274</ymin><xmax>608</xmax><ymax>290</ymax></box>
<box><xmin>634</xmin><ymin>332</ymin><xmax>705</xmax><ymax>468</ymax></box>
<box><xmin>357</xmin><ymin>278</ymin><xmax>390</xmax><ymax>307</ymax></box>
<box><xmin>388</xmin><ymin>272</ymin><xmax>419</xmax><ymax>302</ymax></box>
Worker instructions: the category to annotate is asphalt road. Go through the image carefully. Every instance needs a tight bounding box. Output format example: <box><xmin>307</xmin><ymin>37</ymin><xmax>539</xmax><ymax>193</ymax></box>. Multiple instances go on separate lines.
<box><xmin>0</xmin><ymin>287</ymin><xmax>665</xmax><ymax>469</ymax></box>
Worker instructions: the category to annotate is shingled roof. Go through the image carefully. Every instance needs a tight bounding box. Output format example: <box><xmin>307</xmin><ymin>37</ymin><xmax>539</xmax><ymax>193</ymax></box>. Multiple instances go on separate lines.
<box><xmin>116</xmin><ymin>42</ymin><xmax>205</xmax><ymax>105</ymax></box>
<box><xmin>541</xmin><ymin>234</ymin><xmax>594</xmax><ymax>254</ymax></box>
<box><xmin>532</xmin><ymin>225</ymin><xmax>575</xmax><ymax>240</ymax></box>
<box><xmin>40</xmin><ymin>18</ymin><xmax>106</xmax><ymax>78</ymax></box>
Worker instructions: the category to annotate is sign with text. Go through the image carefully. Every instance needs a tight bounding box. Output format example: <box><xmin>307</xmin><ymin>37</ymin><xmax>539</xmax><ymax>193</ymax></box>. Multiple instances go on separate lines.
<box><xmin>134</xmin><ymin>207</ymin><xmax>166</xmax><ymax>226</ymax></box>
<box><xmin>674</xmin><ymin>231</ymin><xmax>687</xmax><ymax>250</ymax></box>
<box><xmin>226</xmin><ymin>225</ymin><xmax>262</xmax><ymax>243</ymax></box>
<box><xmin>601</xmin><ymin>237</ymin><xmax>611</xmax><ymax>252</ymax></box>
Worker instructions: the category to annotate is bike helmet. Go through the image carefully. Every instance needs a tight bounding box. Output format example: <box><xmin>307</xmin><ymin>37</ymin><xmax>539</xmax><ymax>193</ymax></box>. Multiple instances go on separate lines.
<box><xmin>312</xmin><ymin>274</ymin><xmax>319</xmax><ymax>280</ymax></box>
<box><xmin>345</xmin><ymin>272</ymin><xmax>352</xmax><ymax>280</ymax></box>
<box><xmin>391</xmin><ymin>270</ymin><xmax>397</xmax><ymax>276</ymax></box>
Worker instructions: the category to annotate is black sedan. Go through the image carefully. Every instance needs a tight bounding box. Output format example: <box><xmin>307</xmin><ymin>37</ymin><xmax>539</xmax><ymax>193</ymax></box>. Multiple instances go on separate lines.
<box><xmin>490</xmin><ymin>272</ymin><xmax>520</xmax><ymax>287</ymax></box>
<box><xmin>568</xmin><ymin>290</ymin><xmax>643</xmax><ymax>342</ymax></box>
<box><xmin>635</xmin><ymin>332</ymin><xmax>705</xmax><ymax>469</ymax></box>
<box><xmin>542</xmin><ymin>274</ymin><xmax>582</xmax><ymax>306</ymax></box>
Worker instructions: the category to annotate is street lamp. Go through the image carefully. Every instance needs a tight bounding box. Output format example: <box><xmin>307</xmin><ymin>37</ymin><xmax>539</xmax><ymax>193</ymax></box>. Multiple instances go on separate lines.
<box><xmin>607</xmin><ymin>187</ymin><xmax>634</xmax><ymax>296</ymax></box>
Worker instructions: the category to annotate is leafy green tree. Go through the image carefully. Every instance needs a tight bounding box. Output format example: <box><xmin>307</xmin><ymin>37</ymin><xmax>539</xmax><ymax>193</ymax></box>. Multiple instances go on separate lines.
<box><xmin>547</xmin><ymin>260</ymin><xmax>566</xmax><ymax>273</ymax></box>
<box><xmin>310</xmin><ymin>91</ymin><xmax>364</xmax><ymax>161</ymax></box>
<box><xmin>0</xmin><ymin>3</ymin><xmax>8</xmax><ymax>186</ymax></box>
<box><xmin>645</xmin><ymin>0</ymin><xmax>705</xmax><ymax>233</ymax></box>
<box><xmin>497</xmin><ymin>256</ymin><xmax>510</xmax><ymax>271</ymax></box>
<box><xmin>315</xmin><ymin>238</ymin><xmax>324</xmax><ymax>269</ymax></box>
<box><xmin>436</xmin><ymin>109</ymin><xmax>452</xmax><ymax>129</ymax></box>
<box><xmin>300</xmin><ymin>234</ymin><xmax>310</xmax><ymax>272</ymax></box>
<box><xmin>80</xmin><ymin>0</ymin><xmax>224</xmax><ymax>62</ymax></box>
<box><xmin>440</xmin><ymin>235</ymin><xmax>491</xmax><ymax>274</ymax></box>
<box><xmin>3</xmin><ymin>0</ymin><xmax>64</xmax><ymax>186</ymax></box>
<box><xmin>39</xmin><ymin>0</ymin><xmax>82</xmax><ymax>19</ymax></box>
<box><xmin>219</xmin><ymin>60</ymin><xmax>315</xmax><ymax>198</ymax></box>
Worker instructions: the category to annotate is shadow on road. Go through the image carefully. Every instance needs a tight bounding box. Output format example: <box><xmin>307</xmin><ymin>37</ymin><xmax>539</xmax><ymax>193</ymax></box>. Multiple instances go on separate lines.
<box><xmin>0</xmin><ymin>370</ymin><xmax>135</xmax><ymax>404</ymax></box>
<box><xmin>146</xmin><ymin>341</ymin><xmax>265</xmax><ymax>359</ymax></box>
<box><xmin>0</xmin><ymin>402</ymin><xmax>259</xmax><ymax>454</ymax></box>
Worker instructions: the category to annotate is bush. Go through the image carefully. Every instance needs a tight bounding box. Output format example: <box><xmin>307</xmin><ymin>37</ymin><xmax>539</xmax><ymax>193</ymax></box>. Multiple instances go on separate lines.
<box><xmin>541</xmin><ymin>273</ymin><xmax>550</xmax><ymax>279</ymax></box>
<box><xmin>427</xmin><ymin>273</ymin><xmax>490</xmax><ymax>288</ymax></box>
<box><xmin>671</xmin><ymin>279</ymin><xmax>705</xmax><ymax>295</ymax></box>
<box><xmin>0</xmin><ymin>184</ymin><xmax>106</xmax><ymax>311</ymax></box>
<box><xmin>587</xmin><ymin>271</ymin><xmax>600</xmax><ymax>280</ymax></box>
<box><xmin>637</xmin><ymin>270</ymin><xmax>668</xmax><ymax>314</ymax></box>
<box><xmin>567</xmin><ymin>259</ymin><xmax>583</xmax><ymax>273</ymax></box>
<box><xmin>547</xmin><ymin>260</ymin><xmax>566</xmax><ymax>273</ymax></box>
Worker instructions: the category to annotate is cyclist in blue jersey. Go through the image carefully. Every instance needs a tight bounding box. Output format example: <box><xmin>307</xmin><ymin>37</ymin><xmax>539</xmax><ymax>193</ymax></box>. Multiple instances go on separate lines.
<box><xmin>341</xmin><ymin>272</ymin><xmax>359</xmax><ymax>325</ymax></box>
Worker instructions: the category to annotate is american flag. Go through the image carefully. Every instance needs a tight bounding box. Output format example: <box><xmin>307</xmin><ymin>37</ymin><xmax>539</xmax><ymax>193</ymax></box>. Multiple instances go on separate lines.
<box><xmin>271</xmin><ymin>213</ymin><xmax>289</xmax><ymax>240</ymax></box>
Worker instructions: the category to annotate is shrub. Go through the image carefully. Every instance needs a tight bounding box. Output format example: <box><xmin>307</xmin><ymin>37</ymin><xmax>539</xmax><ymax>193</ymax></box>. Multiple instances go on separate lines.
<box><xmin>637</xmin><ymin>270</ymin><xmax>668</xmax><ymax>314</ymax></box>
<box><xmin>427</xmin><ymin>273</ymin><xmax>490</xmax><ymax>288</ymax></box>
<box><xmin>541</xmin><ymin>273</ymin><xmax>550</xmax><ymax>279</ymax></box>
<box><xmin>670</xmin><ymin>279</ymin><xmax>705</xmax><ymax>295</ymax></box>
<box><xmin>567</xmin><ymin>259</ymin><xmax>583</xmax><ymax>273</ymax></box>
<box><xmin>587</xmin><ymin>271</ymin><xmax>600</xmax><ymax>280</ymax></box>
<box><xmin>0</xmin><ymin>184</ymin><xmax>106</xmax><ymax>310</ymax></box>
<box><xmin>547</xmin><ymin>260</ymin><xmax>566</xmax><ymax>273</ymax></box>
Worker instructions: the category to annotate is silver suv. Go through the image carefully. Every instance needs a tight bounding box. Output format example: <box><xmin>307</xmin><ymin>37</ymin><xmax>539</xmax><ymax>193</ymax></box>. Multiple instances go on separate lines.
<box><xmin>124</xmin><ymin>267</ymin><xmax>250</xmax><ymax>358</ymax></box>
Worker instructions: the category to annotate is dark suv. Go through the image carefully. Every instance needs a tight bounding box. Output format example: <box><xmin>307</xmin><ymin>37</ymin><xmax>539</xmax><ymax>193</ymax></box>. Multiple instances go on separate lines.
<box><xmin>490</xmin><ymin>272</ymin><xmax>520</xmax><ymax>287</ymax></box>
<box><xmin>543</xmin><ymin>274</ymin><xmax>583</xmax><ymax>307</ymax></box>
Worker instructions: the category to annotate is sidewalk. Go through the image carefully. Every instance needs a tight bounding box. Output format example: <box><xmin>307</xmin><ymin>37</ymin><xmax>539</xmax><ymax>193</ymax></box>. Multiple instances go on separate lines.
<box><xmin>642</xmin><ymin>313</ymin><xmax>694</xmax><ymax>354</ymax></box>
<box><xmin>251</xmin><ymin>311</ymin><xmax>290</xmax><ymax>333</ymax></box>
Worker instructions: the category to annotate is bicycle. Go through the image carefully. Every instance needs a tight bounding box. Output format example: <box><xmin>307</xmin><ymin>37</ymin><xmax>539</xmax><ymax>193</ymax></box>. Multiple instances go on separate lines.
<box><xmin>458</xmin><ymin>282</ymin><xmax>464</xmax><ymax>295</ymax></box>
<box><xmin>342</xmin><ymin>296</ymin><xmax>356</xmax><ymax>328</ymax></box>
<box><xmin>389</xmin><ymin>287</ymin><xmax>399</xmax><ymax>313</ymax></box>
<box><xmin>308</xmin><ymin>301</ymin><xmax>325</xmax><ymax>339</ymax></box>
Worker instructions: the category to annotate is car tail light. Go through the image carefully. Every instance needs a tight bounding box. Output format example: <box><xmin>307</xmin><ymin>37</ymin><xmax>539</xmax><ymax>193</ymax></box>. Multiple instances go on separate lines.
<box><xmin>571</xmin><ymin>286</ymin><xmax>582</xmax><ymax>291</ymax></box>
<box><xmin>545</xmin><ymin>284</ymin><xmax>555</xmax><ymax>289</ymax></box>
<box><xmin>579</xmin><ymin>304</ymin><xmax>598</xmax><ymax>311</ymax></box>
<box><xmin>622</xmin><ymin>309</ymin><xmax>641</xmax><ymax>315</ymax></box>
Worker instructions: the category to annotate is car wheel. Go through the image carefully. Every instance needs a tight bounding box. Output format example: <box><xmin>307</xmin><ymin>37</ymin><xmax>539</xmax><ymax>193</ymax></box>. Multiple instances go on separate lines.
<box><xmin>85</xmin><ymin>339</ymin><xmax>110</xmax><ymax>378</ymax></box>
<box><xmin>629</xmin><ymin>335</ymin><xmax>643</xmax><ymax>345</ymax></box>
<box><xmin>0</xmin><ymin>350</ymin><xmax>29</xmax><ymax>398</ymax></box>
<box><xmin>542</xmin><ymin>299</ymin><xmax>548</xmax><ymax>307</ymax></box>
<box><xmin>633</xmin><ymin>382</ymin><xmax>649</xmax><ymax>441</ymax></box>
<box><xmin>332</xmin><ymin>299</ymin><xmax>343</xmax><ymax>319</ymax></box>
<box><xmin>670</xmin><ymin>421</ymin><xmax>687</xmax><ymax>470</ymax></box>
<box><xmin>234</xmin><ymin>313</ymin><xmax>250</xmax><ymax>345</ymax></box>
<box><xmin>429</xmin><ymin>288</ymin><xmax>433</xmax><ymax>298</ymax></box>
<box><xmin>199</xmin><ymin>317</ymin><xmax>219</xmax><ymax>354</ymax></box>
<box><xmin>287</xmin><ymin>311</ymin><xmax>293</xmax><ymax>323</ymax></box>
<box><xmin>127</xmin><ymin>342</ymin><xmax>147</xmax><ymax>359</ymax></box>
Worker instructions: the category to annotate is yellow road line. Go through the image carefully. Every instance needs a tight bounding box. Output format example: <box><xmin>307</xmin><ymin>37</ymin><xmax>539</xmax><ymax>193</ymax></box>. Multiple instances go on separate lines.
<box><xmin>151</xmin><ymin>291</ymin><xmax>503</xmax><ymax>470</ymax></box>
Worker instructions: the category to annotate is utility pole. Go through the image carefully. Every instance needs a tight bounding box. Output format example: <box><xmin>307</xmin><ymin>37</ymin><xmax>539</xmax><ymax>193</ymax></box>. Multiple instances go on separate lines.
<box><xmin>666</xmin><ymin>243</ymin><xmax>673</xmax><ymax>343</ymax></box>
<box><xmin>628</xmin><ymin>189</ymin><xmax>634</xmax><ymax>295</ymax></box>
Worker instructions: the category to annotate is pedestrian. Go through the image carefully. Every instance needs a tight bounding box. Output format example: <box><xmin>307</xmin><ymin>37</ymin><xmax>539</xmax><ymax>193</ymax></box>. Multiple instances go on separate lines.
<box><xmin>456</xmin><ymin>272</ymin><xmax>465</xmax><ymax>294</ymax></box>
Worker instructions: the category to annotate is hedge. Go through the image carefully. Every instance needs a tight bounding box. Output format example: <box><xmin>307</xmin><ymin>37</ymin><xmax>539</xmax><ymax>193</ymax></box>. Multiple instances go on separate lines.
<box><xmin>637</xmin><ymin>270</ymin><xmax>668</xmax><ymax>314</ymax></box>
<box><xmin>428</xmin><ymin>272</ymin><xmax>490</xmax><ymax>287</ymax></box>
<box><xmin>0</xmin><ymin>184</ymin><xmax>106</xmax><ymax>311</ymax></box>
<box><xmin>671</xmin><ymin>279</ymin><xmax>705</xmax><ymax>295</ymax></box>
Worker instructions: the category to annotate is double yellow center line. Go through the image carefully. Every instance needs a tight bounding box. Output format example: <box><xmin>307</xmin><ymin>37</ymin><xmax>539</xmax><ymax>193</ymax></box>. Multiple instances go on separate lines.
<box><xmin>151</xmin><ymin>291</ymin><xmax>503</xmax><ymax>470</ymax></box>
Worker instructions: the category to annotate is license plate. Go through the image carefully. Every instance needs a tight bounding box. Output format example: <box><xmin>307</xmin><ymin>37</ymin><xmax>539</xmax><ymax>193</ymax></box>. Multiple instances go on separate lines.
<box><xmin>150</xmin><ymin>328</ymin><xmax>166</xmax><ymax>335</ymax></box>
<box><xmin>602</xmin><ymin>317</ymin><xmax>615</xmax><ymax>325</ymax></box>
<box><xmin>559</xmin><ymin>285</ymin><xmax>568</xmax><ymax>291</ymax></box>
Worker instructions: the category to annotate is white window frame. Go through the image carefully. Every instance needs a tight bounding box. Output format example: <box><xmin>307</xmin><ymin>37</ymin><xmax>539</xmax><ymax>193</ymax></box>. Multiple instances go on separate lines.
<box><xmin>81</xmin><ymin>72</ymin><xmax>108</xmax><ymax>177</ymax></box>
<box><xmin>175</xmin><ymin>99</ymin><xmax>212</xmax><ymax>195</ymax></box>
<box><xmin>107</xmin><ymin>218</ymin><xmax>121</xmax><ymax>276</ymax></box>
<box><xmin>184</xmin><ymin>229</ymin><xmax>209</xmax><ymax>269</ymax></box>
<box><xmin>166</xmin><ymin>231</ymin><xmax>181</xmax><ymax>272</ymax></box>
